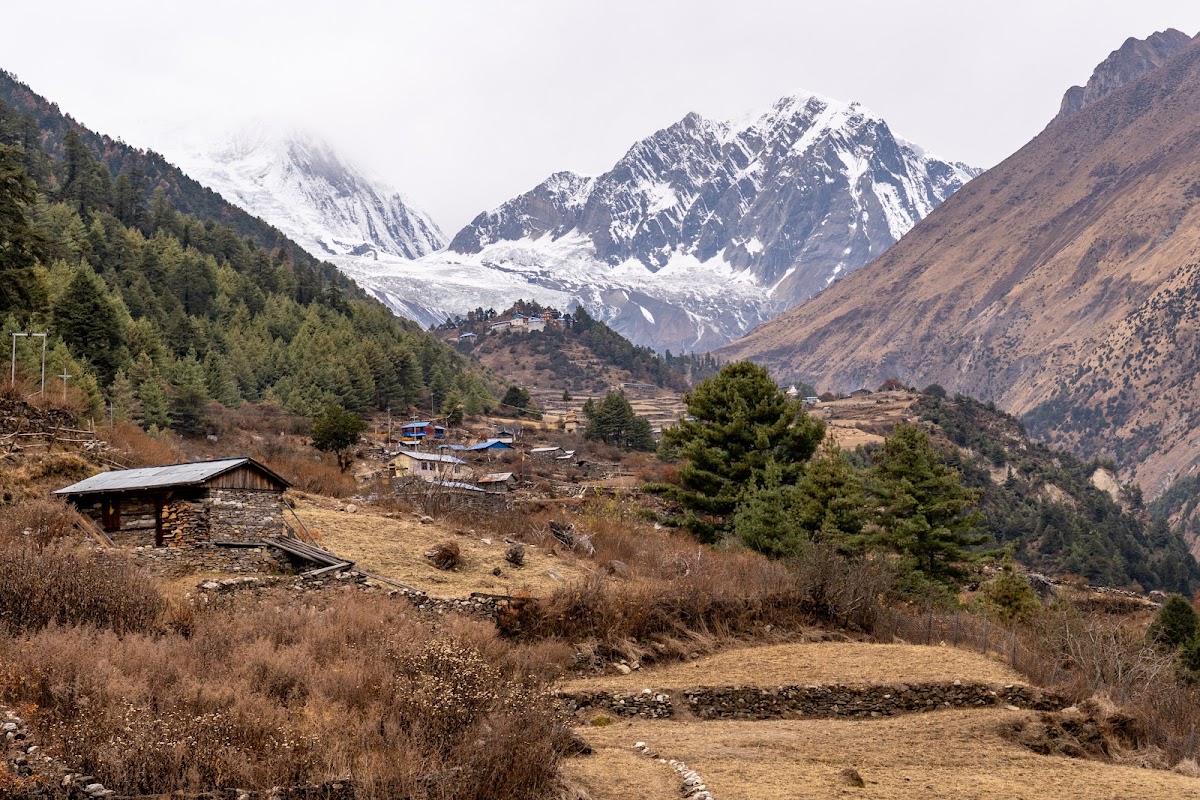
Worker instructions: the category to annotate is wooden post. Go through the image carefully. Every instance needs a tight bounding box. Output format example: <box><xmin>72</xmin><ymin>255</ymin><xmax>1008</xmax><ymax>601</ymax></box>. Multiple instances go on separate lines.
<box><xmin>154</xmin><ymin>497</ymin><xmax>165</xmax><ymax>548</ymax></box>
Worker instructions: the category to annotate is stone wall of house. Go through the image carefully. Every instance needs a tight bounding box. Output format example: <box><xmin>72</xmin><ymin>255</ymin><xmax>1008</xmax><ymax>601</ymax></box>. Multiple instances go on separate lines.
<box><xmin>202</xmin><ymin>489</ymin><xmax>286</xmax><ymax>541</ymax></box>
<box><xmin>161</xmin><ymin>497</ymin><xmax>208</xmax><ymax>547</ymax></box>
<box><xmin>78</xmin><ymin>498</ymin><xmax>159</xmax><ymax>547</ymax></box>
<box><xmin>558</xmin><ymin>682</ymin><xmax>1068</xmax><ymax>721</ymax></box>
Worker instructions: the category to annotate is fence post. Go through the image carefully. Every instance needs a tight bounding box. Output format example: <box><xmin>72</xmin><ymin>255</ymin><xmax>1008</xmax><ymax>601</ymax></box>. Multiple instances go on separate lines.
<box><xmin>925</xmin><ymin>606</ymin><xmax>934</xmax><ymax>645</ymax></box>
<box><xmin>981</xmin><ymin>613</ymin><xmax>990</xmax><ymax>655</ymax></box>
<box><xmin>1010</xmin><ymin>631</ymin><xmax>1018</xmax><ymax>669</ymax></box>
<box><xmin>953</xmin><ymin>612</ymin><xmax>960</xmax><ymax>646</ymax></box>
<box><xmin>1188</xmin><ymin>724</ymin><xmax>1197</xmax><ymax>758</ymax></box>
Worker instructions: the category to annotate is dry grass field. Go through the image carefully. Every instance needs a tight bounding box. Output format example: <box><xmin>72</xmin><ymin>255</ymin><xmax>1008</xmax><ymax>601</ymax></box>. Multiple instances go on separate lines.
<box><xmin>816</xmin><ymin>391</ymin><xmax>919</xmax><ymax>450</ymax></box>
<box><xmin>561</xmin><ymin>641</ymin><xmax>1024</xmax><ymax>692</ymax></box>
<box><xmin>293</xmin><ymin>500</ymin><xmax>597</xmax><ymax>596</ymax></box>
<box><xmin>571</xmin><ymin>709</ymin><xmax>1198</xmax><ymax>800</ymax></box>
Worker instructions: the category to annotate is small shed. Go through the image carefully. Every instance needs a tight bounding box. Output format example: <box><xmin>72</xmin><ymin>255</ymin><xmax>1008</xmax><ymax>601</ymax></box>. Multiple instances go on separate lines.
<box><xmin>55</xmin><ymin>458</ymin><xmax>290</xmax><ymax>547</ymax></box>
<box><xmin>389</xmin><ymin>450</ymin><xmax>472</xmax><ymax>481</ymax></box>
<box><xmin>477</xmin><ymin>472</ymin><xmax>516</xmax><ymax>493</ymax></box>
<box><xmin>466</xmin><ymin>439</ymin><xmax>514</xmax><ymax>454</ymax></box>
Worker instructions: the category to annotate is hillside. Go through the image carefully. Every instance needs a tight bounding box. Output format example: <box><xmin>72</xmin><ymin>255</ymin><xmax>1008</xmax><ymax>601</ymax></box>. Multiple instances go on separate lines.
<box><xmin>814</xmin><ymin>389</ymin><xmax>1199</xmax><ymax>592</ymax></box>
<box><xmin>718</xmin><ymin>31</ymin><xmax>1200</xmax><ymax>498</ymax></box>
<box><xmin>0</xmin><ymin>73</ymin><xmax>493</xmax><ymax>429</ymax></box>
<box><xmin>446</xmin><ymin>303</ymin><xmax>716</xmax><ymax>394</ymax></box>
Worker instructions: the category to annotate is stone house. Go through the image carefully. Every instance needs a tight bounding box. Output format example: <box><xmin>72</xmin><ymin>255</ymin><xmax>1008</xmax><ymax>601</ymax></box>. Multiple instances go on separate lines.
<box><xmin>388</xmin><ymin>450</ymin><xmax>472</xmax><ymax>481</ymax></box>
<box><xmin>55</xmin><ymin>458</ymin><xmax>290</xmax><ymax>547</ymax></box>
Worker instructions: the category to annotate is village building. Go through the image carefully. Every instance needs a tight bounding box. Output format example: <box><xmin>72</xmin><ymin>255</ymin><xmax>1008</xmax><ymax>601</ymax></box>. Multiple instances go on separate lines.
<box><xmin>466</xmin><ymin>439</ymin><xmax>514</xmax><ymax>453</ymax></box>
<box><xmin>55</xmin><ymin>458</ymin><xmax>290</xmax><ymax>547</ymax></box>
<box><xmin>477</xmin><ymin>472</ymin><xmax>516</xmax><ymax>492</ymax></box>
<box><xmin>563</xmin><ymin>409</ymin><xmax>580</xmax><ymax>434</ymax></box>
<box><xmin>399</xmin><ymin>421</ymin><xmax>446</xmax><ymax>442</ymax></box>
<box><xmin>388</xmin><ymin>450</ymin><xmax>472</xmax><ymax>481</ymax></box>
<box><xmin>457</xmin><ymin>332</ymin><xmax>477</xmax><ymax>341</ymax></box>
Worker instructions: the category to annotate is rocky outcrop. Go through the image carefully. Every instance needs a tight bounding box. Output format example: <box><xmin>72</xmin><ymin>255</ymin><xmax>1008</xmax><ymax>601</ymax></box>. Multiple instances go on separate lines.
<box><xmin>1057</xmin><ymin>29</ymin><xmax>1192</xmax><ymax>121</ymax></box>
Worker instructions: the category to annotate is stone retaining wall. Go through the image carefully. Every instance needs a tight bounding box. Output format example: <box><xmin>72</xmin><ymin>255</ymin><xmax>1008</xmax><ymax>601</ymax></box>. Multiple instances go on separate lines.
<box><xmin>559</xmin><ymin>682</ymin><xmax>1067</xmax><ymax>721</ymax></box>
<box><xmin>130</xmin><ymin>542</ymin><xmax>291</xmax><ymax>577</ymax></box>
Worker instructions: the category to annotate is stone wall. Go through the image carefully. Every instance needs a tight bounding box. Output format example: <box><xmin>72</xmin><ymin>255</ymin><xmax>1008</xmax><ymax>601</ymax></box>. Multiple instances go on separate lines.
<box><xmin>130</xmin><ymin>542</ymin><xmax>292</xmax><ymax>577</ymax></box>
<box><xmin>559</xmin><ymin>682</ymin><xmax>1068</xmax><ymax>721</ymax></box>
<box><xmin>204</xmin><ymin>488</ymin><xmax>286</xmax><ymax>541</ymax></box>
<box><xmin>161</xmin><ymin>497</ymin><xmax>208</xmax><ymax>546</ymax></box>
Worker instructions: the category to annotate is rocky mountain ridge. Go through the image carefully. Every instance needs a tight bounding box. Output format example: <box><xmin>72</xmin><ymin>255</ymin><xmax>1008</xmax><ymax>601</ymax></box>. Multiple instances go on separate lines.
<box><xmin>1057</xmin><ymin>28</ymin><xmax>1191</xmax><ymax>120</ymax></box>
<box><xmin>718</xmin><ymin>31</ymin><xmax>1200</xmax><ymax>503</ymax></box>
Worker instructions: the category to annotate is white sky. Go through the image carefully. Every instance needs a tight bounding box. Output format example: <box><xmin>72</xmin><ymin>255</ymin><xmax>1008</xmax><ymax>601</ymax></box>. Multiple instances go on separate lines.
<box><xmin>4</xmin><ymin>1</ymin><xmax>1199</xmax><ymax>234</ymax></box>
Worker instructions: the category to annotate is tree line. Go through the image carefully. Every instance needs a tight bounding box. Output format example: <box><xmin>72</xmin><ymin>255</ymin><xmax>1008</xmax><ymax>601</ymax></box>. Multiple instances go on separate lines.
<box><xmin>0</xmin><ymin>99</ymin><xmax>493</xmax><ymax>434</ymax></box>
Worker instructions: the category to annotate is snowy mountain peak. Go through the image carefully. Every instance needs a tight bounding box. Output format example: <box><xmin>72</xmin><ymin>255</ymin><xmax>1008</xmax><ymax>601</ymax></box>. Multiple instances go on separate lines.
<box><xmin>354</xmin><ymin>90</ymin><xmax>981</xmax><ymax>353</ymax></box>
<box><xmin>170</xmin><ymin>127</ymin><xmax>445</xmax><ymax>261</ymax></box>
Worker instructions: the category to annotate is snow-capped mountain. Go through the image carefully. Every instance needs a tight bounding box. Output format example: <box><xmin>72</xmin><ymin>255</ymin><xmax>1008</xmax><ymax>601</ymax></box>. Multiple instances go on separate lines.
<box><xmin>357</xmin><ymin>91</ymin><xmax>977</xmax><ymax>351</ymax></box>
<box><xmin>170</xmin><ymin>127</ymin><xmax>445</xmax><ymax>260</ymax></box>
<box><xmin>175</xmin><ymin>94</ymin><xmax>976</xmax><ymax>352</ymax></box>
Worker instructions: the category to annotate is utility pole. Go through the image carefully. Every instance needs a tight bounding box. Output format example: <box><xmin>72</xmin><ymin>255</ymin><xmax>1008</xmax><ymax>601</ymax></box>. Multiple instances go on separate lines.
<box><xmin>59</xmin><ymin>369</ymin><xmax>71</xmax><ymax>403</ymax></box>
<box><xmin>10</xmin><ymin>332</ymin><xmax>48</xmax><ymax>393</ymax></box>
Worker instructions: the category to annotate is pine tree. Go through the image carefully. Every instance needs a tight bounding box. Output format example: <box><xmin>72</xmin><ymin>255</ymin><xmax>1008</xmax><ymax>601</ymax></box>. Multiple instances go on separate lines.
<box><xmin>108</xmin><ymin>369</ymin><xmax>140</xmax><ymax>423</ymax></box>
<box><xmin>584</xmin><ymin>392</ymin><xmax>655</xmax><ymax>451</ymax></box>
<box><xmin>791</xmin><ymin>440</ymin><xmax>868</xmax><ymax>549</ymax></box>
<box><xmin>311</xmin><ymin>404</ymin><xmax>366</xmax><ymax>471</ymax></box>
<box><xmin>52</xmin><ymin>265</ymin><xmax>125</xmax><ymax>384</ymax></box>
<box><xmin>867</xmin><ymin>423</ymin><xmax>988</xmax><ymax>588</ymax></box>
<box><xmin>170</xmin><ymin>351</ymin><xmax>211</xmax><ymax>436</ymax></box>
<box><xmin>203</xmin><ymin>348</ymin><xmax>240</xmax><ymax>408</ymax></box>
<box><xmin>0</xmin><ymin>145</ymin><xmax>49</xmax><ymax>317</ymax></box>
<box><xmin>130</xmin><ymin>351</ymin><xmax>170</xmax><ymax>429</ymax></box>
<box><xmin>661</xmin><ymin>362</ymin><xmax>825</xmax><ymax>542</ymax></box>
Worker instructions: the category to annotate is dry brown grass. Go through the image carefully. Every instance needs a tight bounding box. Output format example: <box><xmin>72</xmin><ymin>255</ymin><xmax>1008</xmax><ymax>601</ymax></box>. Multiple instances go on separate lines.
<box><xmin>561</xmin><ymin>641</ymin><xmax>1023</xmax><ymax>693</ymax></box>
<box><xmin>576</xmin><ymin>709</ymin><xmax>1200</xmax><ymax>799</ymax></box>
<box><xmin>293</xmin><ymin>501</ymin><xmax>597</xmax><ymax>597</ymax></box>
<box><xmin>559</xmin><ymin>741</ymin><xmax>680</xmax><ymax>800</ymax></box>
<box><xmin>0</xmin><ymin>592</ymin><xmax>572</xmax><ymax>798</ymax></box>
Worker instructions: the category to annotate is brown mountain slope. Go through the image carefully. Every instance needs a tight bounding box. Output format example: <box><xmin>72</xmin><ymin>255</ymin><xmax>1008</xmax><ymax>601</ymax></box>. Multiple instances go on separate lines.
<box><xmin>719</xmin><ymin>32</ymin><xmax>1200</xmax><ymax>497</ymax></box>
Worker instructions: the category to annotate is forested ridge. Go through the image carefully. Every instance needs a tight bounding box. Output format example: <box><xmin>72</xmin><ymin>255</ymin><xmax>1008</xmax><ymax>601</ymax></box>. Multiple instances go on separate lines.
<box><xmin>915</xmin><ymin>391</ymin><xmax>1200</xmax><ymax>593</ymax></box>
<box><xmin>0</xmin><ymin>73</ymin><xmax>494</xmax><ymax>431</ymax></box>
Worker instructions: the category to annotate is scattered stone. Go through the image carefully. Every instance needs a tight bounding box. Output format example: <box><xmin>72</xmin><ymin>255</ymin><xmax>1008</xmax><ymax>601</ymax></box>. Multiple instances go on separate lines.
<box><xmin>840</xmin><ymin>768</ymin><xmax>866</xmax><ymax>788</ymax></box>
<box><xmin>606</xmin><ymin>559</ymin><xmax>631</xmax><ymax>578</ymax></box>
<box><xmin>614</xmin><ymin>663</ymin><xmax>633</xmax><ymax>675</ymax></box>
<box><xmin>547</xmin><ymin>570</ymin><xmax>565</xmax><ymax>582</ymax></box>
<box><xmin>492</xmin><ymin>567</ymin><xmax>502</xmax><ymax>576</ymax></box>
<box><xmin>505</xmin><ymin>543</ymin><xmax>526</xmax><ymax>566</ymax></box>
<box><xmin>424</xmin><ymin>542</ymin><xmax>461</xmax><ymax>570</ymax></box>
<box><xmin>419</xmin><ymin>515</ymin><xmax>434</xmax><ymax>525</ymax></box>
<box><xmin>344</xmin><ymin>504</ymin><xmax>358</xmax><ymax>514</ymax></box>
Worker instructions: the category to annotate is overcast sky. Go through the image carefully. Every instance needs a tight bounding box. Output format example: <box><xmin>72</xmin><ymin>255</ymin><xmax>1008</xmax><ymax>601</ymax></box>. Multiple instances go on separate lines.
<box><xmin>4</xmin><ymin>1</ymin><xmax>1200</xmax><ymax>233</ymax></box>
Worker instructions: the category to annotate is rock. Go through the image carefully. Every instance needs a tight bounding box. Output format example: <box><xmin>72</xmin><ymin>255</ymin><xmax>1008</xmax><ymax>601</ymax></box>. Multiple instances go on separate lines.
<box><xmin>547</xmin><ymin>570</ymin><xmax>565</xmax><ymax>582</ymax></box>
<box><xmin>424</xmin><ymin>542</ymin><xmax>461</xmax><ymax>570</ymax></box>
<box><xmin>345</xmin><ymin>504</ymin><xmax>358</xmax><ymax>513</ymax></box>
<box><xmin>549</xmin><ymin>520</ymin><xmax>577</xmax><ymax>547</ymax></box>
<box><xmin>200</xmin><ymin>580</ymin><xmax>221</xmax><ymax>591</ymax></box>
<box><xmin>840</xmin><ymin>768</ymin><xmax>866</xmax><ymax>788</ymax></box>
<box><xmin>505</xmin><ymin>543</ymin><xmax>526</xmax><ymax>566</ymax></box>
<box><xmin>606</xmin><ymin>559</ymin><xmax>631</xmax><ymax>578</ymax></box>
<box><xmin>492</xmin><ymin>567</ymin><xmax>502</xmax><ymax>576</ymax></box>
<box><xmin>420</xmin><ymin>515</ymin><xmax>434</xmax><ymax>525</ymax></box>
<box><xmin>614</xmin><ymin>663</ymin><xmax>633</xmax><ymax>675</ymax></box>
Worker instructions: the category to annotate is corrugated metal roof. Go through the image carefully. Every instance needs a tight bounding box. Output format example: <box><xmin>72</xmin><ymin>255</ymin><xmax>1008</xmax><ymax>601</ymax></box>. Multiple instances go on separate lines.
<box><xmin>433</xmin><ymin>480</ymin><xmax>485</xmax><ymax>492</ymax></box>
<box><xmin>478</xmin><ymin>472</ymin><xmax>514</xmax><ymax>483</ymax></box>
<box><xmin>530</xmin><ymin>446</ymin><xmax>560</xmax><ymax>453</ymax></box>
<box><xmin>401</xmin><ymin>421</ymin><xmax>431</xmax><ymax>429</ymax></box>
<box><xmin>466</xmin><ymin>439</ymin><xmax>513</xmax><ymax>451</ymax></box>
<box><xmin>393</xmin><ymin>450</ymin><xmax>467</xmax><ymax>465</ymax></box>
<box><xmin>55</xmin><ymin>458</ymin><xmax>287</xmax><ymax>496</ymax></box>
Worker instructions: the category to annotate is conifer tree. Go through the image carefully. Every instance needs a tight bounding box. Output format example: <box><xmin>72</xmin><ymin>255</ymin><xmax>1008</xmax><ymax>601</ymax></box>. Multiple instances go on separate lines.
<box><xmin>203</xmin><ymin>349</ymin><xmax>240</xmax><ymax>408</ymax></box>
<box><xmin>585</xmin><ymin>391</ymin><xmax>654</xmax><ymax>451</ymax></box>
<box><xmin>867</xmin><ymin>423</ymin><xmax>987</xmax><ymax>588</ymax></box>
<box><xmin>662</xmin><ymin>361</ymin><xmax>825</xmax><ymax>542</ymax></box>
<box><xmin>52</xmin><ymin>265</ymin><xmax>125</xmax><ymax>383</ymax></box>
<box><xmin>0</xmin><ymin>145</ymin><xmax>49</xmax><ymax>316</ymax></box>
<box><xmin>108</xmin><ymin>369</ymin><xmax>139</xmax><ymax>423</ymax></box>
<box><xmin>170</xmin><ymin>351</ymin><xmax>211</xmax><ymax>436</ymax></box>
<box><xmin>130</xmin><ymin>351</ymin><xmax>170</xmax><ymax>429</ymax></box>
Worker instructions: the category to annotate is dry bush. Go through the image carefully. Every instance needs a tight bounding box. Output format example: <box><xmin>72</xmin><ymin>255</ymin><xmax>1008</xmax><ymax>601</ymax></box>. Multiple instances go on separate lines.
<box><xmin>0</xmin><ymin>497</ymin><xmax>82</xmax><ymax>547</ymax></box>
<box><xmin>277</xmin><ymin>456</ymin><xmax>358</xmax><ymax>497</ymax></box>
<box><xmin>0</xmin><ymin>592</ymin><xmax>567</xmax><ymax>798</ymax></box>
<box><xmin>0</xmin><ymin>541</ymin><xmax>164</xmax><ymax>636</ymax></box>
<box><xmin>103</xmin><ymin>421</ymin><xmax>180</xmax><ymax>466</ymax></box>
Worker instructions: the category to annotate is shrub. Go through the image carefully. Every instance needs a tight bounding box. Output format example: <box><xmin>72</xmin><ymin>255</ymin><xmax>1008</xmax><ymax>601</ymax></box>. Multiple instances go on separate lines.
<box><xmin>1149</xmin><ymin>595</ymin><xmax>1199</xmax><ymax>649</ymax></box>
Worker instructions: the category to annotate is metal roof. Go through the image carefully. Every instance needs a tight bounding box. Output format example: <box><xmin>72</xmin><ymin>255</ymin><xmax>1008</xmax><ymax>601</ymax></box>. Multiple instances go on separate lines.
<box><xmin>392</xmin><ymin>450</ymin><xmax>467</xmax><ymax>465</ymax></box>
<box><xmin>55</xmin><ymin>458</ymin><xmax>289</xmax><ymax>496</ymax></box>
<box><xmin>433</xmin><ymin>480</ymin><xmax>485</xmax><ymax>492</ymax></box>
<box><xmin>478</xmin><ymin>472</ymin><xmax>514</xmax><ymax>483</ymax></box>
<box><xmin>400</xmin><ymin>421</ymin><xmax>431</xmax><ymax>429</ymax></box>
<box><xmin>466</xmin><ymin>439</ymin><xmax>514</xmax><ymax>451</ymax></box>
<box><xmin>530</xmin><ymin>446</ymin><xmax>560</xmax><ymax>453</ymax></box>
